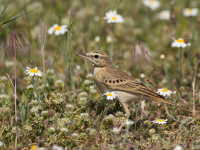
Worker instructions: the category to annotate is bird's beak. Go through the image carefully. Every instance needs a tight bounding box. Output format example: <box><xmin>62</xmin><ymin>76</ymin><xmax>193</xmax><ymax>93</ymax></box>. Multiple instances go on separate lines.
<box><xmin>76</xmin><ymin>53</ymin><xmax>88</xmax><ymax>59</ymax></box>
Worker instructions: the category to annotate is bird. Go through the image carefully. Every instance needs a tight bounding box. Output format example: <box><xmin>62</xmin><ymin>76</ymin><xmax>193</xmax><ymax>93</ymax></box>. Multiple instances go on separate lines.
<box><xmin>76</xmin><ymin>50</ymin><xmax>194</xmax><ymax>117</ymax></box>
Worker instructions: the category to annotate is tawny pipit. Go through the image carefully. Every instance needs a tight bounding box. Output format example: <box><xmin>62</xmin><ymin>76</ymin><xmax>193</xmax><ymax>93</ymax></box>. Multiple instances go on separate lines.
<box><xmin>77</xmin><ymin>50</ymin><xmax>191</xmax><ymax>117</ymax></box>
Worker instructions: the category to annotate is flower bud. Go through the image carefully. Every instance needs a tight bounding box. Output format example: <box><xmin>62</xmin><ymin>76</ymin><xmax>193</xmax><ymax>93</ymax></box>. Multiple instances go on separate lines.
<box><xmin>184</xmin><ymin>31</ymin><xmax>190</xmax><ymax>44</ymax></box>
<box><xmin>47</xmin><ymin>110</ymin><xmax>53</xmax><ymax>118</ymax></box>
<box><xmin>140</xmin><ymin>73</ymin><xmax>145</xmax><ymax>78</ymax></box>
<box><xmin>106</xmin><ymin>36</ymin><xmax>112</xmax><ymax>43</ymax></box>
<box><xmin>160</xmin><ymin>54</ymin><xmax>165</xmax><ymax>59</ymax></box>
<box><xmin>94</xmin><ymin>36</ymin><xmax>100</xmax><ymax>43</ymax></box>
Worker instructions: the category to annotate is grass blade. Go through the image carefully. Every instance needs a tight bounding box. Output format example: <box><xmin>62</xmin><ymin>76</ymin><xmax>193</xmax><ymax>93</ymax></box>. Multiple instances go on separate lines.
<box><xmin>0</xmin><ymin>0</ymin><xmax>35</xmax><ymax>26</ymax></box>
<box><xmin>0</xmin><ymin>6</ymin><xmax>40</xmax><ymax>26</ymax></box>
<box><xmin>0</xmin><ymin>0</ymin><xmax>11</xmax><ymax>20</ymax></box>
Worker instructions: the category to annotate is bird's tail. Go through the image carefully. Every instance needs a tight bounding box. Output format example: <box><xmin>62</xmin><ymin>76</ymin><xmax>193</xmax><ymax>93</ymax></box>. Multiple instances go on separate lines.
<box><xmin>154</xmin><ymin>97</ymin><xmax>200</xmax><ymax>115</ymax></box>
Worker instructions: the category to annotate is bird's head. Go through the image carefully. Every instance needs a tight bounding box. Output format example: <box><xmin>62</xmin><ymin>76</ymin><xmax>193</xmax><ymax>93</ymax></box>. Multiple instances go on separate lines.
<box><xmin>76</xmin><ymin>50</ymin><xmax>111</xmax><ymax>67</ymax></box>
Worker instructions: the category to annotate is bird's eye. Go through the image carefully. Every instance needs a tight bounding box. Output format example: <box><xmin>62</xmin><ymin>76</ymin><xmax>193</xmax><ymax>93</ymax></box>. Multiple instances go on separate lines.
<box><xmin>94</xmin><ymin>55</ymin><xmax>99</xmax><ymax>58</ymax></box>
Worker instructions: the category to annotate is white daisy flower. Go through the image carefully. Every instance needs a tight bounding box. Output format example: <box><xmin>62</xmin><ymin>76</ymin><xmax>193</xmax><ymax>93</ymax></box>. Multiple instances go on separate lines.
<box><xmin>183</xmin><ymin>8</ymin><xmax>198</xmax><ymax>17</ymax></box>
<box><xmin>48</xmin><ymin>24</ymin><xmax>68</xmax><ymax>35</ymax></box>
<box><xmin>25</xmin><ymin>67</ymin><xmax>42</xmax><ymax>77</ymax></box>
<box><xmin>171</xmin><ymin>37</ymin><xmax>191</xmax><ymax>48</ymax></box>
<box><xmin>104</xmin><ymin>10</ymin><xmax>124</xmax><ymax>23</ymax></box>
<box><xmin>157</xmin><ymin>10</ymin><xmax>170</xmax><ymax>20</ymax></box>
<box><xmin>103</xmin><ymin>91</ymin><xmax>118</xmax><ymax>100</ymax></box>
<box><xmin>152</xmin><ymin>118</ymin><xmax>167</xmax><ymax>124</ymax></box>
<box><xmin>111</xmin><ymin>127</ymin><xmax>121</xmax><ymax>134</ymax></box>
<box><xmin>143</xmin><ymin>0</ymin><xmax>160</xmax><ymax>10</ymax></box>
<box><xmin>121</xmin><ymin>120</ymin><xmax>134</xmax><ymax>126</ymax></box>
<box><xmin>157</xmin><ymin>88</ymin><xmax>172</xmax><ymax>97</ymax></box>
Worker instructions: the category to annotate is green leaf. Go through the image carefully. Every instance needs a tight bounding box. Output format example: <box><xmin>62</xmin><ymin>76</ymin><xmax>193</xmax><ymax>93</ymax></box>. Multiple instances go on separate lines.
<box><xmin>0</xmin><ymin>0</ymin><xmax>36</xmax><ymax>26</ymax></box>
<box><xmin>0</xmin><ymin>6</ymin><xmax>40</xmax><ymax>26</ymax></box>
<box><xmin>0</xmin><ymin>0</ymin><xmax>10</xmax><ymax>20</ymax></box>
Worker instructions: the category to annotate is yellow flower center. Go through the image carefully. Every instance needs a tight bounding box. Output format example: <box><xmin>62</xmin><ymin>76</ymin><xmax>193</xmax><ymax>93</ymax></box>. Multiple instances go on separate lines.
<box><xmin>54</xmin><ymin>26</ymin><xmax>61</xmax><ymax>30</ymax></box>
<box><xmin>30</xmin><ymin>69</ymin><xmax>38</xmax><ymax>73</ymax></box>
<box><xmin>107</xmin><ymin>93</ymin><xmax>113</xmax><ymax>96</ymax></box>
<box><xmin>111</xmin><ymin>16</ymin><xmax>117</xmax><ymax>20</ymax></box>
<box><xmin>150</xmin><ymin>0</ymin><xmax>154</xmax><ymax>5</ymax></box>
<box><xmin>157</xmin><ymin>119</ymin><xmax>164</xmax><ymax>122</ymax></box>
<box><xmin>31</xmin><ymin>145</ymin><xmax>39</xmax><ymax>150</ymax></box>
<box><xmin>162</xmin><ymin>89</ymin><xmax>168</xmax><ymax>92</ymax></box>
<box><xmin>187</xmin><ymin>9</ymin><xmax>193</xmax><ymax>13</ymax></box>
<box><xmin>177</xmin><ymin>38</ymin><xmax>184</xmax><ymax>43</ymax></box>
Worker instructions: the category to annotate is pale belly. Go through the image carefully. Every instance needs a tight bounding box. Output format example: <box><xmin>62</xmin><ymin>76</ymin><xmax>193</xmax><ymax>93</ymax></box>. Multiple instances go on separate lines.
<box><xmin>114</xmin><ymin>91</ymin><xmax>153</xmax><ymax>103</ymax></box>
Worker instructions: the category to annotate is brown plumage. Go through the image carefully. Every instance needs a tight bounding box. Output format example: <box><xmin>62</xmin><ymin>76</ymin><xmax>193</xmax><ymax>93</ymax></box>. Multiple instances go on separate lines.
<box><xmin>77</xmin><ymin>50</ymin><xmax>192</xmax><ymax>117</ymax></box>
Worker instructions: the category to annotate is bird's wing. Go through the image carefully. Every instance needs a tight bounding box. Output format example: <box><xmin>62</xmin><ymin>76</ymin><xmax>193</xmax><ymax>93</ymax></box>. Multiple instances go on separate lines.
<box><xmin>101</xmin><ymin>71</ymin><xmax>193</xmax><ymax>113</ymax></box>
<box><xmin>101</xmin><ymin>68</ymin><xmax>164</xmax><ymax>100</ymax></box>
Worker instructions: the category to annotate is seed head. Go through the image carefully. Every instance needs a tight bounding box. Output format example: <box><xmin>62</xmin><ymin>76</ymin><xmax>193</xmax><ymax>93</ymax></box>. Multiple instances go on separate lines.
<box><xmin>132</xmin><ymin>41</ymin><xmax>151</xmax><ymax>64</ymax></box>
<box><xmin>184</xmin><ymin>31</ymin><xmax>190</xmax><ymax>44</ymax></box>
<box><xmin>5</xmin><ymin>28</ymin><xmax>31</xmax><ymax>59</ymax></box>
<box><xmin>39</xmin><ymin>21</ymin><xmax>47</xmax><ymax>56</ymax></box>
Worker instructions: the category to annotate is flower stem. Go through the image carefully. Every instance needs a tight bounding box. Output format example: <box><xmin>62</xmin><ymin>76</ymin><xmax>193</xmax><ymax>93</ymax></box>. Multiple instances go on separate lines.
<box><xmin>44</xmin><ymin>37</ymin><xmax>61</xmax><ymax>91</ymax></box>
<box><xmin>159</xmin><ymin>124</ymin><xmax>162</xmax><ymax>137</ymax></box>
<box><xmin>42</xmin><ymin>50</ymin><xmax>45</xmax><ymax>82</ymax></box>
<box><xmin>32</xmin><ymin>76</ymin><xmax>36</xmax><ymax>98</ymax></box>
<box><xmin>64</xmin><ymin>10</ymin><xmax>74</xmax><ymax>93</ymax></box>
<box><xmin>99</xmin><ymin>101</ymin><xmax>110</xmax><ymax>131</ymax></box>
<box><xmin>32</xmin><ymin>76</ymin><xmax>34</xmax><ymax>85</ymax></box>
<box><xmin>14</xmin><ymin>35</ymin><xmax>17</xmax><ymax>150</ymax></box>
<box><xmin>122</xmin><ymin>126</ymin><xmax>130</xmax><ymax>146</ymax></box>
<box><xmin>163</xmin><ymin>59</ymin><xmax>167</xmax><ymax>79</ymax></box>
<box><xmin>178</xmin><ymin>47</ymin><xmax>182</xmax><ymax>89</ymax></box>
<box><xmin>110</xmin><ymin>24</ymin><xmax>115</xmax><ymax>61</ymax></box>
